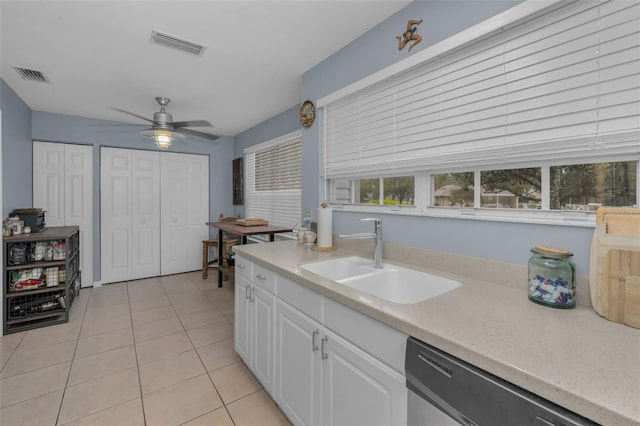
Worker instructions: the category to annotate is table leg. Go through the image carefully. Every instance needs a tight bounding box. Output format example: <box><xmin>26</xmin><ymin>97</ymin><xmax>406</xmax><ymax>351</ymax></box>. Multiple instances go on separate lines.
<box><xmin>269</xmin><ymin>233</ymin><xmax>275</xmax><ymax>242</ymax></box>
<box><xmin>218</xmin><ymin>231</ymin><xmax>223</xmax><ymax>288</ymax></box>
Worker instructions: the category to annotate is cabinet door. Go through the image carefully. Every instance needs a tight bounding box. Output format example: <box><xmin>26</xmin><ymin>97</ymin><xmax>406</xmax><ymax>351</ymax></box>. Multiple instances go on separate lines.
<box><xmin>234</xmin><ymin>276</ymin><xmax>252</xmax><ymax>364</ymax></box>
<box><xmin>275</xmin><ymin>300</ymin><xmax>322</xmax><ymax>426</ymax></box>
<box><xmin>322</xmin><ymin>329</ymin><xmax>407</xmax><ymax>426</ymax></box>
<box><xmin>252</xmin><ymin>286</ymin><xmax>275</xmax><ymax>396</ymax></box>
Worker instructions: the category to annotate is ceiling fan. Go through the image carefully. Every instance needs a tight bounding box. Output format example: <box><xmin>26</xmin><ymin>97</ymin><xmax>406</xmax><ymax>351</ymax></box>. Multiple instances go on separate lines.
<box><xmin>112</xmin><ymin>96</ymin><xmax>219</xmax><ymax>150</ymax></box>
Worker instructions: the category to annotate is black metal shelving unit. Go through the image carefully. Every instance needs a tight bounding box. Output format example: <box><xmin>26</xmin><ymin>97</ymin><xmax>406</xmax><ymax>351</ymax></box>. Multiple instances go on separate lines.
<box><xmin>3</xmin><ymin>226</ymin><xmax>81</xmax><ymax>334</ymax></box>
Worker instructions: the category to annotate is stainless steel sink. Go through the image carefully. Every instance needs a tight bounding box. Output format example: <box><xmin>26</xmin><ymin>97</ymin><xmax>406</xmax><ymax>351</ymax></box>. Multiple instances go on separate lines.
<box><xmin>300</xmin><ymin>257</ymin><xmax>462</xmax><ymax>304</ymax></box>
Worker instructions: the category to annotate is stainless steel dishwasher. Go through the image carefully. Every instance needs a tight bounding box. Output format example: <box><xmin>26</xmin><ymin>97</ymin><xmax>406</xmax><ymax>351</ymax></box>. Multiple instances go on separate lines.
<box><xmin>406</xmin><ymin>337</ymin><xmax>597</xmax><ymax>426</ymax></box>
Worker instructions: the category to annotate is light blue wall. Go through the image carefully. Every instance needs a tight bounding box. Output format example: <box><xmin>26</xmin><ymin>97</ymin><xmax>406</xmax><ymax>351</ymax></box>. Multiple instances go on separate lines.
<box><xmin>30</xmin><ymin>111</ymin><xmax>234</xmax><ymax>282</ymax></box>
<box><xmin>302</xmin><ymin>0</ymin><xmax>595</xmax><ymax>275</ymax></box>
<box><xmin>242</xmin><ymin>0</ymin><xmax>595</xmax><ymax>276</ymax></box>
<box><xmin>1</xmin><ymin>79</ymin><xmax>32</xmax><ymax>217</ymax></box>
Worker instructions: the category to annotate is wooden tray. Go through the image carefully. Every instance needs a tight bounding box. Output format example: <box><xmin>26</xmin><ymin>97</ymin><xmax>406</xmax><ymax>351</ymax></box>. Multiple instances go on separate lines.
<box><xmin>236</xmin><ymin>218</ymin><xmax>269</xmax><ymax>227</ymax></box>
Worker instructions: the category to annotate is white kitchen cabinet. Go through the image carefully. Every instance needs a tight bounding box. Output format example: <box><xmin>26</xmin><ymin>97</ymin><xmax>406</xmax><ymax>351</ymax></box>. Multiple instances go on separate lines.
<box><xmin>234</xmin><ymin>257</ymin><xmax>276</xmax><ymax>396</ymax></box>
<box><xmin>274</xmin><ymin>292</ymin><xmax>406</xmax><ymax>426</ymax></box>
<box><xmin>235</xmin><ymin>275</ymin><xmax>252</xmax><ymax>362</ymax></box>
<box><xmin>235</xmin><ymin>257</ymin><xmax>407</xmax><ymax>426</ymax></box>
<box><xmin>253</xmin><ymin>285</ymin><xmax>276</xmax><ymax>392</ymax></box>
<box><xmin>322</xmin><ymin>327</ymin><xmax>406</xmax><ymax>426</ymax></box>
<box><xmin>275</xmin><ymin>299</ymin><xmax>323</xmax><ymax>426</ymax></box>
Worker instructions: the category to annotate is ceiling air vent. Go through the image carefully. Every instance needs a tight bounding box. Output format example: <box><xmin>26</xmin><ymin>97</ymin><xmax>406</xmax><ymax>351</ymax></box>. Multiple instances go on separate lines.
<box><xmin>13</xmin><ymin>66</ymin><xmax>48</xmax><ymax>82</ymax></box>
<box><xmin>150</xmin><ymin>30</ymin><xmax>207</xmax><ymax>56</ymax></box>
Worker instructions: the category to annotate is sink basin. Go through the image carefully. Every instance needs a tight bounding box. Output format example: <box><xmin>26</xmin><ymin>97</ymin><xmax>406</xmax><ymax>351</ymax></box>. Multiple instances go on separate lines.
<box><xmin>300</xmin><ymin>256</ymin><xmax>381</xmax><ymax>281</ymax></box>
<box><xmin>300</xmin><ymin>257</ymin><xmax>462</xmax><ymax>304</ymax></box>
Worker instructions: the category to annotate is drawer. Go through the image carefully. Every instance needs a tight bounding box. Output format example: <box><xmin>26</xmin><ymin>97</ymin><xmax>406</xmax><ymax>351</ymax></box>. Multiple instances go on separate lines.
<box><xmin>278</xmin><ymin>275</ymin><xmax>322</xmax><ymax>323</ymax></box>
<box><xmin>253</xmin><ymin>262</ymin><xmax>276</xmax><ymax>294</ymax></box>
<box><xmin>234</xmin><ymin>255</ymin><xmax>252</xmax><ymax>280</ymax></box>
<box><xmin>324</xmin><ymin>298</ymin><xmax>407</xmax><ymax>374</ymax></box>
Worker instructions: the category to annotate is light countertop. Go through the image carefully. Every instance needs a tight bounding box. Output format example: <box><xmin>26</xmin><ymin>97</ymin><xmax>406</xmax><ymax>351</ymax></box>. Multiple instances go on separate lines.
<box><xmin>233</xmin><ymin>240</ymin><xmax>640</xmax><ymax>426</ymax></box>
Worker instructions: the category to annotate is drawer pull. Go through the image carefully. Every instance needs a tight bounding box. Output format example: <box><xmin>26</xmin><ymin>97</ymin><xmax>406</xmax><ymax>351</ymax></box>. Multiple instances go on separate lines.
<box><xmin>237</xmin><ymin>264</ymin><xmax>246</xmax><ymax>270</ymax></box>
<box><xmin>312</xmin><ymin>330</ymin><xmax>319</xmax><ymax>352</ymax></box>
<box><xmin>321</xmin><ymin>336</ymin><xmax>328</xmax><ymax>359</ymax></box>
<box><xmin>256</xmin><ymin>273</ymin><xmax>267</xmax><ymax>281</ymax></box>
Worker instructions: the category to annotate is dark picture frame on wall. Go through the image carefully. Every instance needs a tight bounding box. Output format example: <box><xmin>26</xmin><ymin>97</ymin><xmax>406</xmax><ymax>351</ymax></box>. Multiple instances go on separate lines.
<box><xmin>233</xmin><ymin>157</ymin><xmax>243</xmax><ymax>205</ymax></box>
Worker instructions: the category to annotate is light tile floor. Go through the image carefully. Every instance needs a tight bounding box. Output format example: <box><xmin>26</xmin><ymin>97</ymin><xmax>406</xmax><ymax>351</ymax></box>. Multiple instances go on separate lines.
<box><xmin>0</xmin><ymin>271</ymin><xmax>291</xmax><ymax>426</ymax></box>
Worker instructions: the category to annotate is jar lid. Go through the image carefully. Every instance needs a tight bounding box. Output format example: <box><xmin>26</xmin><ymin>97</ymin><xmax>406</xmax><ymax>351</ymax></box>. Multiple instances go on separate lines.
<box><xmin>532</xmin><ymin>245</ymin><xmax>573</xmax><ymax>257</ymax></box>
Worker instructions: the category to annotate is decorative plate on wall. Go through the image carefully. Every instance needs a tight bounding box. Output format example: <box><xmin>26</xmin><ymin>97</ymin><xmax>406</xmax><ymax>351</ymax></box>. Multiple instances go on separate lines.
<box><xmin>299</xmin><ymin>100</ymin><xmax>316</xmax><ymax>128</ymax></box>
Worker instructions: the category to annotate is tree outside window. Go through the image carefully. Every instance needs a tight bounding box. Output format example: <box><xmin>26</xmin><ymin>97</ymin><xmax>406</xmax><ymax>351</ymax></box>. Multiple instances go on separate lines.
<box><xmin>356</xmin><ymin>176</ymin><xmax>415</xmax><ymax>205</ymax></box>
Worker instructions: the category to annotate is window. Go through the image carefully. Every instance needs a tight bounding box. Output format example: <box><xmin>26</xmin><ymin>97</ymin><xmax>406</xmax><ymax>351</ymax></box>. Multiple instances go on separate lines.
<box><xmin>480</xmin><ymin>168</ymin><xmax>541</xmax><ymax>209</ymax></box>
<box><xmin>550</xmin><ymin>161</ymin><xmax>637</xmax><ymax>210</ymax></box>
<box><xmin>245</xmin><ymin>131</ymin><xmax>301</xmax><ymax>228</ymax></box>
<box><xmin>431</xmin><ymin>160</ymin><xmax>637</xmax><ymax>212</ymax></box>
<box><xmin>331</xmin><ymin>176</ymin><xmax>415</xmax><ymax>206</ymax></box>
<box><xmin>433</xmin><ymin>173</ymin><xmax>474</xmax><ymax>207</ymax></box>
<box><xmin>321</xmin><ymin>1</ymin><xmax>640</xmax><ymax>224</ymax></box>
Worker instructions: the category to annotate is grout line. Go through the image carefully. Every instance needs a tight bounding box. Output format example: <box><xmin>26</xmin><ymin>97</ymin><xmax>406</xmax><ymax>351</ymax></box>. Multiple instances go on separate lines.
<box><xmin>0</xmin><ymin>330</ymin><xmax>27</xmax><ymax>376</ymax></box>
<box><xmin>126</xmin><ymin>278</ymin><xmax>151</xmax><ymax>426</ymax></box>
<box><xmin>173</xmin><ymin>274</ymin><xmax>239</xmax><ymax>425</ymax></box>
<box><xmin>57</xmin><ymin>283</ymin><xmax>142</xmax><ymax>425</ymax></box>
<box><xmin>54</xmin><ymin>286</ymin><xmax>91</xmax><ymax>426</ymax></box>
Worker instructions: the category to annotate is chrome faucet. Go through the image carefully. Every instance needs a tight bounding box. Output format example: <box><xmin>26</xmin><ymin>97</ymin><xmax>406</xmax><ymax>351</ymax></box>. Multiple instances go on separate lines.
<box><xmin>339</xmin><ymin>218</ymin><xmax>383</xmax><ymax>268</ymax></box>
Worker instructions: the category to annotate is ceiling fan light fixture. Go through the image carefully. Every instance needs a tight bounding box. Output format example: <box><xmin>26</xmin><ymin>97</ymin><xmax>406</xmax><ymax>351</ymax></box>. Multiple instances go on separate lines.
<box><xmin>154</xmin><ymin>130</ymin><xmax>172</xmax><ymax>150</ymax></box>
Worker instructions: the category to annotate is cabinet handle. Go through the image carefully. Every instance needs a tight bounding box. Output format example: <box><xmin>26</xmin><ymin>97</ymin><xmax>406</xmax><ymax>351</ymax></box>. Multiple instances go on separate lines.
<box><xmin>312</xmin><ymin>330</ymin><xmax>319</xmax><ymax>352</ymax></box>
<box><xmin>256</xmin><ymin>273</ymin><xmax>267</xmax><ymax>281</ymax></box>
<box><xmin>237</xmin><ymin>263</ymin><xmax>246</xmax><ymax>270</ymax></box>
<box><xmin>249</xmin><ymin>287</ymin><xmax>255</xmax><ymax>303</ymax></box>
<box><xmin>245</xmin><ymin>285</ymin><xmax>250</xmax><ymax>300</ymax></box>
<box><xmin>321</xmin><ymin>336</ymin><xmax>328</xmax><ymax>360</ymax></box>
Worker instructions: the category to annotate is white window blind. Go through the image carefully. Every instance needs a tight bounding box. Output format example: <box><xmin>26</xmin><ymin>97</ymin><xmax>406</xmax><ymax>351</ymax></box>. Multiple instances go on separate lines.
<box><xmin>323</xmin><ymin>0</ymin><xmax>640</xmax><ymax>180</ymax></box>
<box><xmin>246</xmin><ymin>132</ymin><xmax>302</xmax><ymax>228</ymax></box>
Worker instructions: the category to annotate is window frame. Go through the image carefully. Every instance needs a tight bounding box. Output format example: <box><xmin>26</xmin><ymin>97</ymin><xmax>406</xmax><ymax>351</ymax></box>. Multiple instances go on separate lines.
<box><xmin>327</xmin><ymin>155</ymin><xmax>639</xmax><ymax>227</ymax></box>
<box><xmin>245</xmin><ymin>130</ymin><xmax>302</xmax><ymax>231</ymax></box>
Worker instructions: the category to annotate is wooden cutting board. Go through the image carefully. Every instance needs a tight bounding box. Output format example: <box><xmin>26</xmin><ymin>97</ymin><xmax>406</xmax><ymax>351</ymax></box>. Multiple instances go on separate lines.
<box><xmin>589</xmin><ymin>207</ymin><xmax>640</xmax><ymax>328</ymax></box>
<box><xmin>235</xmin><ymin>218</ymin><xmax>269</xmax><ymax>227</ymax></box>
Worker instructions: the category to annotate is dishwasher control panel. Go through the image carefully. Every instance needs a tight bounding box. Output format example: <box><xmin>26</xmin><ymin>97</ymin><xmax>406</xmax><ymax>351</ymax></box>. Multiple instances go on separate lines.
<box><xmin>405</xmin><ymin>337</ymin><xmax>597</xmax><ymax>426</ymax></box>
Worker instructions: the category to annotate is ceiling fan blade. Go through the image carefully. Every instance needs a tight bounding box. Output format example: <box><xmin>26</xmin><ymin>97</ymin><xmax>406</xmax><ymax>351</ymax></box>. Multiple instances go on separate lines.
<box><xmin>174</xmin><ymin>127</ymin><xmax>220</xmax><ymax>141</ymax></box>
<box><xmin>172</xmin><ymin>120</ymin><xmax>213</xmax><ymax>128</ymax></box>
<box><xmin>111</xmin><ymin>107</ymin><xmax>155</xmax><ymax>124</ymax></box>
<box><xmin>91</xmin><ymin>123</ymin><xmax>147</xmax><ymax>127</ymax></box>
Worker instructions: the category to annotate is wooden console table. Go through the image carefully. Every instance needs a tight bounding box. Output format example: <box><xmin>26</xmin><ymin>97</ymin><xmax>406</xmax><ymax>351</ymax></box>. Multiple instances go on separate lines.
<box><xmin>206</xmin><ymin>221</ymin><xmax>293</xmax><ymax>287</ymax></box>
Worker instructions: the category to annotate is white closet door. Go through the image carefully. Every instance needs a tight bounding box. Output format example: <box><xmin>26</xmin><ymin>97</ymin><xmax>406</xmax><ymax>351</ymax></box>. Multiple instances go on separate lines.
<box><xmin>64</xmin><ymin>144</ymin><xmax>93</xmax><ymax>287</ymax></box>
<box><xmin>33</xmin><ymin>142</ymin><xmax>93</xmax><ymax>287</ymax></box>
<box><xmin>33</xmin><ymin>142</ymin><xmax>65</xmax><ymax>226</ymax></box>
<box><xmin>131</xmin><ymin>150</ymin><xmax>161</xmax><ymax>280</ymax></box>
<box><xmin>101</xmin><ymin>147</ymin><xmax>161</xmax><ymax>284</ymax></box>
<box><xmin>161</xmin><ymin>152</ymin><xmax>209</xmax><ymax>275</ymax></box>
<box><xmin>101</xmin><ymin>148</ymin><xmax>133</xmax><ymax>284</ymax></box>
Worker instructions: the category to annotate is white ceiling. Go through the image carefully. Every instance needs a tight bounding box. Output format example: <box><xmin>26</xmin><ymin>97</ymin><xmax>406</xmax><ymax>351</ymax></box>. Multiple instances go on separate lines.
<box><xmin>0</xmin><ymin>0</ymin><xmax>410</xmax><ymax>137</ymax></box>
